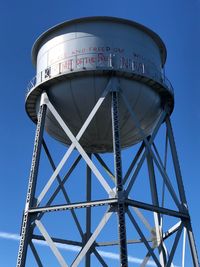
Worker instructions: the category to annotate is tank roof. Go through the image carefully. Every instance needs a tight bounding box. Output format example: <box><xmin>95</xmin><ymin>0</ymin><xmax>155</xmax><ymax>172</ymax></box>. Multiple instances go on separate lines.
<box><xmin>31</xmin><ymin>16</ymin><xmax>167</xmax><ymax>67</ymax></box>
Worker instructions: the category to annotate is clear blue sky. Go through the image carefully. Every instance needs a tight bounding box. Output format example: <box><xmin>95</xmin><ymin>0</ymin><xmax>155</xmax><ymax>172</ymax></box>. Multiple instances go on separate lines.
<box><xmin>0</xmin><ymin>0</ymin><xmax>200</xmax><ymax>266</ymax></box>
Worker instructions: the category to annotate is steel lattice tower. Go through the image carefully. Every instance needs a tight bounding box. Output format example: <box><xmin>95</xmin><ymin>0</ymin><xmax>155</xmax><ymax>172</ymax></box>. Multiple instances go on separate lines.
<box><xmin>17</xmin><ymin>17</ymin><xmax>199</xmax><ymax>267</ymax></box>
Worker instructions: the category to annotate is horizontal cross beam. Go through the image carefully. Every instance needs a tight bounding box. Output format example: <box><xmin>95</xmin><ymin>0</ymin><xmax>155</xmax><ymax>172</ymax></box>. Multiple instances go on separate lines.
<box><xmin>29</xmin><ymin>198</ymin><xmax>118</xmax><ymax>213</ymax></box>
<box><xmin>32</xmin><ymin>234</ymin><xmax>83</xmax><ymax>247</ymax></box>
<box><xmin>126</xmin><ymin>199</ymin><xmax>190</xmax><ymax>219</ymax></box>
<box><xmin>29</xmin><ymin>197</ymin><xmax>190</xmax><ymax>220</ymax></box>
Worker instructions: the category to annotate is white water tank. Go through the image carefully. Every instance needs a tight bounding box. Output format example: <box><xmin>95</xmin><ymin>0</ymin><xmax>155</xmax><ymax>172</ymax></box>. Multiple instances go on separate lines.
<box><xmin>26</xmin><ymin>16</ymin><xmax>174</xmax><ymax>152</ymax></box>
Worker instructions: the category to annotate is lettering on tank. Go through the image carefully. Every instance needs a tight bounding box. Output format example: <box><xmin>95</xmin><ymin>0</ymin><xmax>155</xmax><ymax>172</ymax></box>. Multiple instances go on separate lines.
<box><xmin>35</xmin><ymin>45</ymin><xmax>162</xmax><ymax>87</ymax></box>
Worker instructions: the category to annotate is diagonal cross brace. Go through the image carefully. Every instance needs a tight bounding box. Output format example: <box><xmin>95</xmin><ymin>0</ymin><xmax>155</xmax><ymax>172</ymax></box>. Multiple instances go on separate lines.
<box><xmin>35</xmin><ymin>220</ymin><xmax>69</xmax><ymax>267</ymax></box>
<box><xmin>94</xmin><ymin>153</ymin><xmax>115</xmax><ymax>183</ymax></box>
<box><xmin>29</xmin><ymin>241</ymin><xmax>43</xmax><ymax>267</ymax></box>
<box><xmin>140</xmin><ymin>222</ymin><xmax>182</xmax><ymax>267</ymax></box>
<box><xmin>121</xmin><ymin>92</ymin><xmax>181</xmax><ymax>210</ymax></box>
<box><xmin>72</xmin><ymin>210</ymin><xmax>113</xmax><ymax>267</ymax></box>
<box><xmin>46</xmin><ymin>98</ymin><xmax>113</xmax><ymax>194</ymax></box>
<box><xmin>123</xmin><ymin>142</ymin><xmax>145</xmax><ymax>186</ymax></box>
<box><xmin>37</xmin><ymin>81</ymin><xmax>114</xmax><ymax>205</ymax></box>
<box><xmin>127</xmin><ymin>209</ymin><xmax>162</xmax><ymax>267</ymax></box>
<box><xmin>42</xmin><ymin>140</ymin><xmax>84</xmax><ymax>238</ymax></box>
<box><xmin>166</xmin><ymin>223</ymin><xmax>183</xmax><ymax>267</ymax></box>
<box><xmin>125</xmin><ymin>109</ymin><xmax>167</xmax><ymax>195</ymax></box>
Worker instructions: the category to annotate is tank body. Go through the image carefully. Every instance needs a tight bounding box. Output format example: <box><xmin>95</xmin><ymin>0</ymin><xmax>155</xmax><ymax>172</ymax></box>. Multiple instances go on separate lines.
<box><xmin>26</xmin><ymin>17</ymin><xmax>173</xmax><ymax>153</ymax></box>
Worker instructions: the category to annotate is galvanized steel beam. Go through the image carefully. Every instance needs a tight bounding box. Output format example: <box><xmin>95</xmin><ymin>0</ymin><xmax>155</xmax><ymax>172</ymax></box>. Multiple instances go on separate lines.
<box><xmin>17</xmin><ymin>100</ymin><xmax>47</xmax><ymax>267</ymax></box>
<box><xmin>29</xmin><ymin>198</ymin><xmax>118</xmax><ymax>214</ymax></box>
<box><xmin>111</xmin><ymin>89</ymin><xmax>128</xmax><ymax>267</ymax></box>
<box><xmin>126</xmin><ymin>199</ymin><xmax>189</xmax><ymax>219</ymax></box>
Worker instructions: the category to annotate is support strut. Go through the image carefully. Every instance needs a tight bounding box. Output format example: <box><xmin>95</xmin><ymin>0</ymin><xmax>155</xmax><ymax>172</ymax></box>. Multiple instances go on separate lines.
<box><xmin>111</xmin><ymin>90</ymin><xmax>128</xmax><ymax>267</ymax></box>
<box><xmin>17</xmin><ymin>87</ymin><xmax>199</xmax><ymax>267</ymax></box>
<box><xmin>17</xmin><ymin>100</ymin><xmax>47</xmax><ymax>267</ymax></box>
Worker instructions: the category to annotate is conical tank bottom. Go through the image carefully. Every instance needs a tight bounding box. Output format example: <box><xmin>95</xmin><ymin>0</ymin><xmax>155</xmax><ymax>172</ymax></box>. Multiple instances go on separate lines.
<box><xmin>41</xmin><ymin>74</ymin><xmax>162</xmax><ymax>153</ymax></box>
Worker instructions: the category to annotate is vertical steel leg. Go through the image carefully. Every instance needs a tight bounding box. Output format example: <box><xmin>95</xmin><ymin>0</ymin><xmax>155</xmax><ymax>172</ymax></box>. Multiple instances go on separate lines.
<box><xmin>186</xmin><ymin>222</ymin><xmax>200</xmax><ymax>267</ymax></box>
<box><xmin>85</xmin><ymin>154</ymin><xmax>92</xmax><ymax>267</ymax></box>
<box><xmin>166</xmin><ymin>117</ymin><xmax>199</xmax><ymax>266</ymax></box>
<box><xmin>166</xmin><ymin>117</ymin><xmax>187</xmax><ymax>208</ymax></box>
<box><xmin>16</xmin><ymin>102</ymin><xmax>47</xmax><ymax>267</ymax></box>
<box><xmin>146</xmin><ymin>152</ymin><xmax>166</xmax><ymax>266</ymax></box>
<box><xmin>111</xmin><ymin>91</ymin><xmax>128</xmax><ymax>267</ymax></box>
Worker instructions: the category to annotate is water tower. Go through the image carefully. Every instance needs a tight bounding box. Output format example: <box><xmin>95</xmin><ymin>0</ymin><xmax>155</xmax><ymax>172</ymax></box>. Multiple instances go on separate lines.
<box><xmin>17</xmin><ymin>17</ymin><xmax>199</xmax><ymax>266</ymax></box>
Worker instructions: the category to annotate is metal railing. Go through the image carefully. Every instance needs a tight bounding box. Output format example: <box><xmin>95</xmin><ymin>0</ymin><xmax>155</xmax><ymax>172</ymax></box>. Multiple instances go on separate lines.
<box><xmin>27</xmin><ymin>53</ymin><xmax>174</xmax><ymax>95</ymax></box>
